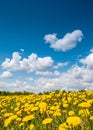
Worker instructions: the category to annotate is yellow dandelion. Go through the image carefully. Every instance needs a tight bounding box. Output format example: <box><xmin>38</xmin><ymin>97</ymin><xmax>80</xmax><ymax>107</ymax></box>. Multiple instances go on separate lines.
<box><xmin>78</xmin><ymin>102</ymin><xmax>91</xmax><ymax>108</ymax></box>
<box><xmin>4</xmin><ymin>118</ymin><xmax>11</xmax><ymax>127</ymax></box>
<box><xmin>9</xmin><ymin>115</ymin><xmax>18</xmax><ymax>120</ymax></box>
<box><xmin>90</xmin><ymin>116</ymin><xmax>93</xmax><ymax>120</ymax></box>
<box><xmin>42</xmin><ymin>118</ymin><xmax>53</xmax><ymax>125</ymax></box>
<box><xmin>16</xmin><ymin>117</ymin><xmax>22</xmax><ymax>122</ymax></box>
<box><xmin>29</xmin><ymin>124</ymin><xmax>35</xmax><ymax>130</ymax></box>
<box><xmin>53</xmin><ymin>111</ymin><xmax>61</xmax><ymax>117</ymax></box>
<box><xmin>59</xmin><ymin>123</ymin><xmax>68</xmax><ymax>130</ymax></box>
<box><xmin>79</xmin><ymin>109</ymin><xmax>90</xmax><ymax>117</ymax></box>
<box><xmin>23</xmin><ymin>114</ymin><xmax>35</xmax><ymax>122</ymax></box>
<box><xmin>16</xmin><ymin>110</ymin><xmax>22</xmax><ymax>116</ymax></box>
<box><xmin>39</xmin><ymin>102</ymin><xmax>47</xmax><ymax>114</ymax></box>
<box><xmin>31</xmin><ymin>107</ymin><xmax>39</xmax><ymax>112</ymax></box>
<box><xmin>68</xmin><ymin>110</ymin><xmax>75</xmax><ymax>116</ymax></box>
<box><xmin>19</xmin><ymin>122</ymin><xmax>24</xmax><ymax>127</ymax></box>
<box><xmin>66</xmin><ymin>116</ymin><xmax>81</xmax><ymax>128</ymax></box>
<box><xmin>63</xmin><ymin>103</ymin><xmax>68</xmax><ymax>108</ymax></box>
<box><xmin>4</xmin><ymin>113</ymin><xmax>13</xmax><ymax>117</ymax></box>
<box><xmin>4</xmin><ymin>114</ymin><xmax>18</xmax><ymax>127</ymax></box>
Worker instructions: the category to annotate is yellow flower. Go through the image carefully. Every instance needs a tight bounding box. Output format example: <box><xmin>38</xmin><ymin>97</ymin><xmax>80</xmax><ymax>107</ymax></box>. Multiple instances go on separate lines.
<box><xmin>23</xmin><ymin>114</ymin><xmax>35</xmax><ymax>122</ymax></box>
<box><xmin>16</xmin><ymin>102</ymin><xmax>21</xmax><ymax>107</ymax></box>
<box><xmin>39</xmin><ymin>102</ymin><xmax>47</xmax><ymax>114</ymax></box>
<box><xmin>9</xmin><ymin>115</ymin><xmax>17</xmax><ymax>120</ymax></box>
<box><xmin>47</xmin><ymin>110</ymin><xmax>54</xmax><ymax>115</ymax></box>
<box><xmin>4</xmin><ymin>118</ymin><xmax>11</xmax><ymax>127</ymax></box>
<box><xmin>29</xmin><ymin>124</ymin><xmax>35</xmax><ymax>130</ymax></box>
<box><xmin>16</xmin><ymin>110</ymin><xmax>22</xmax><ymax>116</ymax></box>
<box><xmin>1</xmin><ymin>109</ymin><xmax>5</xmax><ymax>113</ymax></box>
<box><xmin>66</xmin><ymin>116</ymin><xmax>81</xmax><ymax>128</ymax></box>
<box><xmin>42</xmin><ymin>118</ymin><xmax>53</xmax><ymax>125</ymax></box>
<box><xmin>78</xmin><ymin>102</ymin><xmax>91</xmax><ymax>108</ymax></box>
<box><xmin>90</xmin><ymin>116</ymin><xmax>93</xmax><ymax>120</ymax></box>
<box><xmin>50</xmin><ymin>106</ymin><xmax>57</xmax><ymax>111</ymax></box>
<box><xmin>59</xmin><ymin>123</ymin><xmax>68</xmax><ymax>130</ymax></box>
<box><xmin>31</xmin><ymin>107</ymin><xmax>39</xmax><ymax>112</ymax></box>
<box><xmin>79</xmin><ymin>109</ymin><xmax>90</xmax><ymax>117</ymax></box>
<box><xmin>63</xmin><ymin>103</ymin><xmax>68</xmax><ymax>108</ymax></box>
<box><xmin>68</xmin><ymin>111</ymin><xmax>75</xmax><ymax>116</ymax></box>
<box><xmin>87</xmin><ymin>99</ymin><xmax>93</xmax><ymax>104</ymax></box>
<box><xmin>4</xmin><ymin>114</ymin><xmax>18</xmax><ymax>127</ymax></box>
<box><xmin>16</xmin><ymin>117</ymin><xmax>22</xmax><ymax>122</ymax></box>
<box><xmin>14</xmin><ymin>107</ymin><xmax>19</xmax><ymax>112</ymax></box>
<box><xmin>4</xmin><ymin>113</ymin><xmax>13</xmax><ymax>117</ymax></box>
<box><xmin>67</xmin><ymin>97</ymin><xmax>72</xmax><ymax>103</ymax></box>
<box><xmin>19</xmin><ymin>122</ymin><xmax>24</xmax><ymax>127</ymax></box>
<box><xmin>53</xmin><ymin>111</ymin><xmax>61</xmax><ymax>117</ymax></box>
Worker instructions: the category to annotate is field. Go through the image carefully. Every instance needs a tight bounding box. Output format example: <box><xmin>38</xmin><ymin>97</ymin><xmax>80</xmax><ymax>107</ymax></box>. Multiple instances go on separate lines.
<box><xmin>0</xmin><ymin>90</ymin><xmax>93</xmax><ymax>130</ymax></box>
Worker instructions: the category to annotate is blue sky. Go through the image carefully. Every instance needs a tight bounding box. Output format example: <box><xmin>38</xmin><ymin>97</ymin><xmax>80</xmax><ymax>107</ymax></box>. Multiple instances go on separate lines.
<box><xmin>0</xmin><ymin>0</ymin><xmax>93</xmax><ymax>93</ymax></box>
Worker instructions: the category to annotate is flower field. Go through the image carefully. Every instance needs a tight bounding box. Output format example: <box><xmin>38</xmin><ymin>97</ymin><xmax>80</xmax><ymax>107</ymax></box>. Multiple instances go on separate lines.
<box><xmin>0</xmin><ymin>90</ymin><xmax>93</xmax><ymax>130</ymax></box>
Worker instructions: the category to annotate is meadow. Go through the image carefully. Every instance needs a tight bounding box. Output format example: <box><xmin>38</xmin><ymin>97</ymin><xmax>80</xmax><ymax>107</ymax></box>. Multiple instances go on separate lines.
<box><xmin>0</xmin><ymin>90</ymin><xmax>93</xmax><ymax>130</ymax></box>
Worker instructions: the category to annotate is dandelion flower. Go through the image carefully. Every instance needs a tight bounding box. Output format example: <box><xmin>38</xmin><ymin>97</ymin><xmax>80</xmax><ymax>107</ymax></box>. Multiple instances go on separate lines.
<box><xmin>23</xmin><ymin>114</ymin><xmax>35</xmax><ymax>122</ymax></box>
<box><xmin>59</xmin><ymin>123</ymin><xmax>68</xmax><ymax>130</ymax></box>
<box><xmin>78</xmin><ymin>102</ymin><xmax>91</xmax><ymax>108</ymax></box>
<box><xmin>42</xmin><ymin>118</ymin><xmax>53</xmax><ymax>125</ymax></box>
<box><xmin>68</xmin><ymin>111</ymin><xmax>75</xmax><ymax>116</ymax></box>
<box><xmin>4</xmin><ymin>118</ymin><xmax>11</xmax><ymax>127</ymax></box>
<box><xmin>66</xmin><ymin>116</ymin><xmax>81</xmax><ymax>128</ymax></box>
<box><xmin>29</xmin><ymin>124</ymin><xmax>35</xmax><ymax>130</ymax></box>
<box><xmin>90</xmin><ymin>116</ymin><xmax>93</xmax><ymax>120</ymax></box>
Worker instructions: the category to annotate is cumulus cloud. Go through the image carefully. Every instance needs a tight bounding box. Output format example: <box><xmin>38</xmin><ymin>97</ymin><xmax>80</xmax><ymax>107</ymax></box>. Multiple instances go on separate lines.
<box><xmin>0</xmin><ymin>63</ymin><xmax>93</xmax><ymax>93</ymax></box>
<box><xmin>0</xmin><ymin>71</ymin><xmax>13</xmax><ymax>78</ymax></box>
<box><xmin>34</xmin><ymin>65</ymin><xmax>93</xmax><ymax>92</ymax></box>
<box><xmin>35</xmin><ymin>71</ymin><xmax>53</xmax><ymax>76</ymax></box>
<box><xmin>35</xmin><ymin>70</ymin><xmax>61</xmax><ymax>76</ymax></box>
<box><xmin>44</xmin><ymin>30</ymin><xmax>83</xmax><ymax>51</ymax></box>
<box><xmin>1</xmin><ymin>50</ymin><xmax>93</xmax><ymax>93</ymax></box>
<box><xmin>80</xmin><ymin>51</ymin><xmax>93</xmax><ymax>69</ymax></box>
<box><xmin>33</xmin><ymin>51</ymin><xmax>93</xmax><ymax>92</ymax></box>
<box><xmin>0</xmin><ymin>80</ymin><xmax>36</xmax><ymax>92</ymax></box>
<box><xmin>1</xmin><ymin>52</ymin><xmax>54</xmax><ymax>73</ymax></box>
<box><xmin>53</xmin><ymin>62</ymin><xmax>69</xmax><ymax>69</ymax></box>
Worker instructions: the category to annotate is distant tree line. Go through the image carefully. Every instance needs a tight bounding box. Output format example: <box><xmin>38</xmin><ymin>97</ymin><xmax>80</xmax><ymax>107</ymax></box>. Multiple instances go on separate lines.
<box><xmin>0</xmin><ymin>89</ymin><xmax>87</xmax><ymax>96</ymax></box>
<box><xmin>0</xmin><ymin>91</ymin><xmax>34</xmax><ymax>96</ymax></box>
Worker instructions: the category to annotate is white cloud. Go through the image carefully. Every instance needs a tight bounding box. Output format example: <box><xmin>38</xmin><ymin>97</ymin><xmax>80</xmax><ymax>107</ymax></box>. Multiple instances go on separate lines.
<box><xmin>80</xmin><ymin>52</ymin><xmax>93</xmax><ymax>69</ymax></box>
<box><xmin>26</xmin><ymin>77</ymin><xmax>34</xmax><ymax>81</ymax></box>
<box><xmin>53</xmin><ymin>62</ymin><xmax>69</xmax><ymax>69</ymax></box>
<box><xmin>0</xmin><ymin>63</ymin><xmax>93</xmax><ymax>93</ymax></box>
<box><xmin>2</xmin><ymin>52</ymin><xmax>21</xmax><ymax>71</ymax></box>
<box><xmin>34</xmin><ymin>78</ymin><xmax>56</xmax><ymax>91</ymax></box>
<box><xmin>90</xmin><ymin>48</ymin><xmax>93</xmax><ymax>53</ymax></box>
<box><xmin>1</xmin><ymin>52</ymin><xmax>54</xmax><ymax>73</ymax></box>
<box><xmin>34</xmin><ymin>51</ymin><xmax>93</xmax><ymax>92</ymax></box>
<box><xmin>35</xmin><ymin>71</ymin><xmax>53</xmax><ymax>76</ymax></box>
<box><xmin>0</xmin><ymin>80</ymin><xmax>36</xmax><ymax>92</ymax></box>
<box><xmin>35</xmin><ymin>62</ymin><xmax>69</xmax><ymax>76</ymax></box>
<box><xmin>1</xmin><ymin>50</ymin><xmax>93</xmax><ymax>93</ymax></box>
<box><xmin>44</xmin><ymin>30</ymin><xmax>83</xmax><ymax>51</ymax></box>
<box><xmin>0</xmin><ymin>71</ymin><xmax>13</xmax><ymax>78</ymax></box>
<box><xmin>54</xmin><ymin>71</ymin><xmax>61</xmax><ymax>76</ymax></box>
<box><xmin>20</xmin><ymin>48</ymin><xmax>24</xmax><ymax>52</ymax></box>
<box><xmin>35</xmin><ymin>70</ymin><xmax>61</xmax><ymax>76</ymax></box>
<box><xmin>34</xmin><ymin>65</ymin><xmax>93</xmax><ymax>92</ymax></box>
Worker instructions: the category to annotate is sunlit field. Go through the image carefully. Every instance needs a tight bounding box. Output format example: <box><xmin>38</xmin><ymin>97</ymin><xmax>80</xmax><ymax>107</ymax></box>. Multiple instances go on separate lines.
<box><xmin>0</xmin><ymin>90</ymin><xmax>93</xmax><ymax>130</ymax></box>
